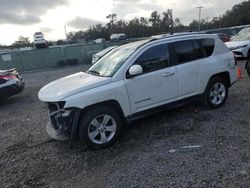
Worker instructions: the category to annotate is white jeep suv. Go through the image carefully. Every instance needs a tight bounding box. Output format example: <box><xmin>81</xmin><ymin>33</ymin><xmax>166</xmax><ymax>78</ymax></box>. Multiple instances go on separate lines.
<box><xmin>38</xmin><ymin>33</ymin><xmax>237</xmax><ymax>149</ymax></box>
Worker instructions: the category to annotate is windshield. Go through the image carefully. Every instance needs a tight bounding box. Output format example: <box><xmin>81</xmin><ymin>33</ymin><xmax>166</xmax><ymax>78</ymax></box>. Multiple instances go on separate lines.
<box><xmin>96</xmin><ymin>46</ymin><xmax>117</xmax><ymax>57</ymax></box>
<box><xmin>231</xmin><ymin>28</ymin><xmax>250</xmax><ymax>41</ymax></box>
<box><xmin>87</xmin><ymin>40</ymin><xmax>150</xmax><ymax>77</ymax></box>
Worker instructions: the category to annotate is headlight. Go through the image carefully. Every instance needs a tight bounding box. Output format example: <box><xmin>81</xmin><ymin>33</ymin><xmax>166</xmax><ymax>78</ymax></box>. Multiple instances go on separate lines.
<box><xmin>235</xmin><ymin>44</ymin><xmax>248</xmax><ymax>49</ymax></box>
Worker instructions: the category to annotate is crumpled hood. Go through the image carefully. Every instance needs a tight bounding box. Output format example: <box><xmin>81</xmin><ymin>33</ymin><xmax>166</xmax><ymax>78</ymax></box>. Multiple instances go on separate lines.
<box><xmin>38</xmin><ymin>72</ymin><xmax>111</xmax><ymax>102</ymax></box>
<box><xmin>225</xmin><ymin>41</ymin><xmax>249</xmax><ymax>49</ymax></box>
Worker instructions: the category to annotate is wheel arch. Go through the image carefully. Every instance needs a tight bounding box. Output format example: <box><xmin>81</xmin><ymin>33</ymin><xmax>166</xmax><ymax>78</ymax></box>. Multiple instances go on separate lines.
<box><xmin>203</xmin><ymin>73</ymin><xmax>229</xmax><ymax>109</ymax></box>
<box><xmin>202</xmin><ymin>71</ymin><xmax>231</xmax><ymax>95</ymax></box>
<box><xmin>81</xmin><ymin>100</ymin><xmax>125</xmax><ymax>118</ymax></box>
<box><xmin>73</xmin><ymin>100</ymin><xmax>126</xmax><ymax>138</ymax></box>
<box><xmin>209</xmin><ymin>71</ymin><xmax>231</xmax><ymax>87</ymax></box>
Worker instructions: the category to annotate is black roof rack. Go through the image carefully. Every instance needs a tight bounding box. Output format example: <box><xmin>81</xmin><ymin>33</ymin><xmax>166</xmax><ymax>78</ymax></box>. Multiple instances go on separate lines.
<box><xmin>149</xmin><ymin>32</ymin><xmax>208</xmax><ymax>41</ymax></box>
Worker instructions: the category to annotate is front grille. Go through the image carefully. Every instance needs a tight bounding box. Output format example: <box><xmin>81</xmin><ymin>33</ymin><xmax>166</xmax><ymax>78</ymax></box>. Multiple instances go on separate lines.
<box><xmin>51</xmin><ymin>115</ymin><xmax>57</xmax><ymax>127</ymax></box>
<box><xmin>46</xmin><ymin>102</ymin><xmax>70</xmax><ymax>131</ymax></box>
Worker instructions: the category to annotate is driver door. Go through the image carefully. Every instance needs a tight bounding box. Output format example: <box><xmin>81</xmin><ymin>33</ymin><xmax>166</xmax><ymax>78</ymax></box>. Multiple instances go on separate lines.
<box><xmin>125</xmin><ymin>43</ymin><xmax>178</xmax><ymax>114</ymax></box>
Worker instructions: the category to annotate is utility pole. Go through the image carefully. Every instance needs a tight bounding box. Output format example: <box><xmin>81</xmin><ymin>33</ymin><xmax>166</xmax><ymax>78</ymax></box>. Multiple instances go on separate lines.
<box><xmin>170</xmin><ymin>9</ymin><xmax>174</xmax><ymax>33</ymax></box>
<box><xmin>206</xmin><ymin>17</ymin><xmax>210</xmax><ymax>30</ymax></box>
<box><xmin>197</xmin><ymin>6</ymin><xmax>204</xmax><ymax>31</ymax></box>
<box><xmin>219</xmin><ymin>15</ymin><xmax>222</xmax><ymax>28</ymax></box>
<box><xmin>64</xmin><ymin>25</ymin><xmax>69</xmax><ymax>45</ymax></box>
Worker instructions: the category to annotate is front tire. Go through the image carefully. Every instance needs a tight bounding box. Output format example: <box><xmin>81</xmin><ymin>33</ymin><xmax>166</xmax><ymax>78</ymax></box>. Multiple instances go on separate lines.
<box><xmin>203</xmin><ymin>77</ymin><xmax>228</xmax><ymax>109</ymax></box>
<box><xmin>79</xmin><ymin>106</ymin><xmax>122</xmax><ymax>149</ymax></box>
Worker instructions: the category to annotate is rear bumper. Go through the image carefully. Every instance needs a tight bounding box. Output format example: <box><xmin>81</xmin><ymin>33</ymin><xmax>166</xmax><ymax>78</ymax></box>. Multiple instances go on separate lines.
<box><xmin>0</xmin><ymin>81</ymin><xmax>24</xmax><ymax>99</ymax></box>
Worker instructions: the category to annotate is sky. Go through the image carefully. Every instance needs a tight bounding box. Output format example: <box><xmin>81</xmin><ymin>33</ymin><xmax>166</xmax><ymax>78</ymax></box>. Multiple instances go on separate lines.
<box><xmin>0</xmin><ymin>0</ymin><xmax>246</xmax><ymax>45</ymax></box>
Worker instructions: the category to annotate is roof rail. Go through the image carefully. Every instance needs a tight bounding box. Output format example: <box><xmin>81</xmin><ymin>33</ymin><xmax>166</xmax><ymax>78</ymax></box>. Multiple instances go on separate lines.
<box><xmin>150</xmin><ymin>32</ymin><xmax>207</xmax><ymax>41</ymax></box>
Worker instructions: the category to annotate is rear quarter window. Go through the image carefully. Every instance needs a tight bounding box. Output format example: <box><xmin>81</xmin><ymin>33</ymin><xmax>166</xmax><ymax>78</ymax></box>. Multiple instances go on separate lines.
<box><xmin>174</xmin><ymin>40</ymin><xmax>203</xmax><ymax>64</ymax></box>
<box><xmin>201</xmin><ymin>39</ymin><xmax>215</xmax><ymax>57</ymax></box>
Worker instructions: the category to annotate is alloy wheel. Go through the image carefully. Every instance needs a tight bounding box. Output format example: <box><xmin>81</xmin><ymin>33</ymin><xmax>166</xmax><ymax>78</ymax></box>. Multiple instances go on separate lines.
<box><xmin>88</xmin><ymin>114</ymin><xmax>117</xmax><ymax>144</ymax></box>
<box><xmin>209</xmin><ymin>82</ymin><xmax>226</xmax><ymax>105</ymax></box>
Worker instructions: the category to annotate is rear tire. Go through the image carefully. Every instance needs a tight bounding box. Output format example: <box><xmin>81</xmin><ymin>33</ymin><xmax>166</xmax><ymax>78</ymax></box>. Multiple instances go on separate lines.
<box><xmin>203</xmin><ymin>77</ymin><xmax>228</xmax><ymax>109</ymax></box>
<box><xmin>79</xmin><ymin>106</ymin><xmax>122</xmax><ymax>149</ymax></box>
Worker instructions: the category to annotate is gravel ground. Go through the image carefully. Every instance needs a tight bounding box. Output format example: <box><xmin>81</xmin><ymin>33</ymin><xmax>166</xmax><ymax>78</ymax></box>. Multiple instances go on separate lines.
<box><xmin>0</xmin><ymin>62</ymin><xmax>249</xmax><ymax>188</ymax></box>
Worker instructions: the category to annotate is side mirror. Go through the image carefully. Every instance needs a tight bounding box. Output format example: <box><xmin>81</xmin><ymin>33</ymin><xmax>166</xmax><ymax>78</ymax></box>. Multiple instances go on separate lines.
<box><xmin>128</xmin><ymin>65</ymin><xmax>143</xmax><ymax>77</ymax></box>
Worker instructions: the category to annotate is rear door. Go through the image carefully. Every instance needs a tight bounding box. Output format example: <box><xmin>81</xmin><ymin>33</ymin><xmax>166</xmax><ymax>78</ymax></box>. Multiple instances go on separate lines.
<box><xmin>171</xmin><ymin>39</ymin><xmax>205</xmax><ymax>97</ymax></box>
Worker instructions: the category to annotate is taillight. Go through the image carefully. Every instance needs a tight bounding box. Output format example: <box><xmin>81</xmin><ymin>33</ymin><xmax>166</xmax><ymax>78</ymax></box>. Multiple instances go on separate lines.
<box><xmin>0</xmin><ymin>75</ymin><xmax>16</xmax><ymax>81</ymax></box>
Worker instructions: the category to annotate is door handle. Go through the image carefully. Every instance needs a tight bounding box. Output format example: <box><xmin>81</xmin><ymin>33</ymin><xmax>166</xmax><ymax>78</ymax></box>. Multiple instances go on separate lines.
<box><xmin>162</xmin><ymin>72</ymin><xmax>175</xmax><ymax>77</ymax></box>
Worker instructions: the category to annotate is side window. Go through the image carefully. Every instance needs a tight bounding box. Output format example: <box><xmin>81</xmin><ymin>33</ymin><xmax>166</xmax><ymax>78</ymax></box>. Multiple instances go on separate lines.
<box><xmin>193</xmin><ymin>40</ymin><xmax>203</xmax><ymax>59</ymax></box>
<box><xmin>201</xmin><ymin>39</ymin><xmax>215</xmax><ymax>57</ymax></box>
<box><xmin>174</xmin><ymin>40</ymin><xmax>204</xmax><ymax>64</ymax></box>
<box><xmin>135</xmin><ymin>44</ymin><xmax>169</xmax><ymax>73</ymax></box>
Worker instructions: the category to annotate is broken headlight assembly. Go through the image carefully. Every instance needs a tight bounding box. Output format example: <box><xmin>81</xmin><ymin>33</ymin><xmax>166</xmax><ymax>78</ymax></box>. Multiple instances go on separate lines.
<box><xmin>47</xmin><ymin>101</ymin><xmax>73</xmax><ymax>132</ymax></box>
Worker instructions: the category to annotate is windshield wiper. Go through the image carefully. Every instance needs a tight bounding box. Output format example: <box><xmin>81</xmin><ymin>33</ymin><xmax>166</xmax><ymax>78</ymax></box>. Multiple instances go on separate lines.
<box><xmin>87</xmin><ymin>70</ymin><xmax>101</xmax><ymax>76</ymax></box>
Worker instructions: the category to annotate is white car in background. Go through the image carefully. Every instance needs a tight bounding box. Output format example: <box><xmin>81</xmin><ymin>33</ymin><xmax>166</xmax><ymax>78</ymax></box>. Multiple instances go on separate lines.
<box><xmin>33</xmin><ymin>32</ymin><xmax>48</xmax><ymax>49</ymax></box>
<box><xmin>225</xmin><ymin>27</ymin><xmax>250</xmax><ymax>59</ymax></box>
<box><xmin>91</xmin><ymin>46</ymin><xmax>117</xmax><ymax>64</ymax></box>
<box><xmin>110</xmin><ymin>33</ymin><xmax>127</xmax><ymax>41</ymax></box>
<box><xmin>94</xmin><ymin>38</ymin><xmax>105</xmax><ymax>44</ymax></box>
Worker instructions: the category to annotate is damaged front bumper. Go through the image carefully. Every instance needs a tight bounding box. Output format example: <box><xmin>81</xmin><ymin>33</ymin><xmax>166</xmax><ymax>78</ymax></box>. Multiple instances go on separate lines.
<box><xmin>46</xmin><ymin>121</ymin><xmax>70</xmax><ymax>141</ymax></box>
<box><xmin>46</xmin><ymin>102</ymin><xmax>80</xmax><ymax>141</ymax></box>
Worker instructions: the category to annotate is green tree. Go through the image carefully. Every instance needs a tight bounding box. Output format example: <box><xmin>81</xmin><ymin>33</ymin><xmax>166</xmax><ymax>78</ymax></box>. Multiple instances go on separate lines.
<box><xmin>149</xmin><ymin>11</ymin><xmax>161</xmax><ymax>29</ymax></box>
<box><xmin>161</xmin><ymin>10</ymin><xmax>173</xmax><ymax>32</ymax></box>
<box><xmin>106</xmin><ymin>13</ymin><xmax>117</xmax><ymax>30</ymax></box>
<box><xmin>140</xmin><ymin>17</ymin><xmax>148</xmax><ymax>26</ymax></box>
<box><xmin>12</xmin><ymin>36</ymin><xmax>31</xmax><ymax>48</ymax></box>
<box><xmin>221</xmin><ymin>1</ymin><xmax>250</xmax><ymax>27</ymax></box>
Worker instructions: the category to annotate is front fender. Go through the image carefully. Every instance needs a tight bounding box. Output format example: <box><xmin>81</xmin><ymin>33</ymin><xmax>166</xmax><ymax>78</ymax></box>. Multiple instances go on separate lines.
<box><xmin>63</xmin><ymin>80</ymin><xmax>131</xmax><ymax>117</ymax></box>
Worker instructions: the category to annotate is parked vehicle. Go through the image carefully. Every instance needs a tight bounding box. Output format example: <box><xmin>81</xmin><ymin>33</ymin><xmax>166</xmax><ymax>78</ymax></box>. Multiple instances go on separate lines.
<box><xmin>204</xmin><ymin>24</ymin><xmax>250</xmax><ymax>38</ymax></box>
<box><xmin>33</xmin><ymin>32</ymin><xmax>48</xmax><ymax>49</ymax></box>
<box><xmin>38</xmin><ymin>33</ymin><xmax>237</xmax><ymax>149</ymax></box>
<box><xmin>91</xmin><ymin>46</ymin><xmax>117</xmax><ymax>64</ymax></box>
<box><xmin>94</xmin><ymin>38</ymin><xmax>105</xmax><ymax>44</ymax></box>
<box><xmin>225</xmin><ymin>27</ymin><xmax>250</xmax><ymax>59</ymax></box>
<box><xmin>216</xmin><ymin>33</ymin><xmax>230</xmax><ymax>42</ymax></box>
<box><xmin>225</xmin><ymin>27</ymin><xmax>250</xmax><ymax>75</ymax></box>
<box><xmin>110</xmin><ymin>33</ymin><xmax>127</xmax><ymax>41</ymax></box>
<box><xmin>0</xmin><ymin>68</ymin><xmax>24</xmax><ymax>99</ymax></box>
